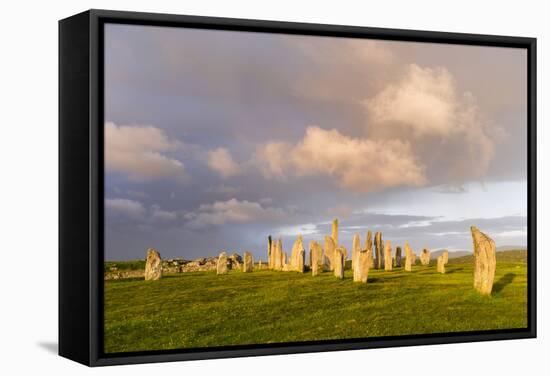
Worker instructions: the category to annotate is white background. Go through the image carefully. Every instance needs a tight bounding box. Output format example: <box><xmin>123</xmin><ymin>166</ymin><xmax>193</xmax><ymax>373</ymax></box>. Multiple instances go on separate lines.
<box><xmin>0</xmin><ymin>0</ymin><xmax>547</xmax><ymax>374</ymax></box>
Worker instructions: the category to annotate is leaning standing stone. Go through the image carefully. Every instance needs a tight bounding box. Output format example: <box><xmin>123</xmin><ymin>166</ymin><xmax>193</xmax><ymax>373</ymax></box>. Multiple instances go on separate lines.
<box><xmin>144</xmin><ymin>248</ymin><xmax>162</xmax><ymax>281</ymax></box>
<box><xmin>243</xmin><ymin>251</ymin><xmax>254</xmax><ymax>273</ymax></box>
<box><xmin>216</xmin><ymin>251</ymin><xmax>229</xmax><ymax>275</ymax></box>
<box><xmin>395</xmin><ymin>246</ymin><xmax>402</xmax><ymax>267</ymax></box>
<box><xmin>334</xmin><ymin>247</ymin><xmax>346</xmax><ymax>279</ymax></box>
<box><xmin>471</xmin><ymin>226</ymin><xmax>496</xmax><ymax>295</ymax></box>
<box><xmin>384</xmin><ymin>241</ymin><xmax>393</xmax><ymax>271</ymax></box>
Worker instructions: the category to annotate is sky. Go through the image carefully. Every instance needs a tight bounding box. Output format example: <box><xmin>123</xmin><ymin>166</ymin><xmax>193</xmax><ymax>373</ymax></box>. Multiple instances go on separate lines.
<box><xmin>103</xmin><ymin>23</ymin><xmax>528</xmax><ymax>261</ymax></box>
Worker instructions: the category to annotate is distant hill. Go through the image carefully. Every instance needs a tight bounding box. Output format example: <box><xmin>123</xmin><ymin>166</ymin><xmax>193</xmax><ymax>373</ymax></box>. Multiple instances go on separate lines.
<box><xmin>449</xmin><ymin>249</ymin><xmax>527</xmax><ymax>264</ymax></box>
<box><xmin>497</xmin><ymin>245</ymin><xmax>527</xmax><ymax>252</ymax></box>
<box><xmin>430</xmin><ymin>249</ymin><xmax>471</xmax><ymax>260</ymax></box>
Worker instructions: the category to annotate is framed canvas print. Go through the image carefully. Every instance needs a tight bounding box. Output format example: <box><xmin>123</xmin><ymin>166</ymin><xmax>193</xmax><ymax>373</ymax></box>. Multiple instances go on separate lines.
<box><xmin>59</xmin><ymin>9</ymin><xmax>536</xmax><ymax>366</ymax></box>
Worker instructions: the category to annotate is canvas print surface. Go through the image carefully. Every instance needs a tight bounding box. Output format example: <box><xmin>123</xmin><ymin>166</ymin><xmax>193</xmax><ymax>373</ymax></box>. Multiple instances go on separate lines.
<box><xmin>103</xmin><ymin>23</ymin><xmax>528</xmax><ymax>354</ymax></box>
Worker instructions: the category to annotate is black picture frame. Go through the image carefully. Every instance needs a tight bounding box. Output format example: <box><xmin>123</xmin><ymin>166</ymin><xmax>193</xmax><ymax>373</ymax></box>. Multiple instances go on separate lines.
<box><xmin>59</xmin><ymin>8</ymin><xmax>537</xmax><ymax>367</ymax></box>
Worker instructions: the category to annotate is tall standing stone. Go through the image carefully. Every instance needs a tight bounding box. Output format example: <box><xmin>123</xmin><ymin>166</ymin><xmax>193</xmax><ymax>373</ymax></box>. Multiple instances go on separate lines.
<box><xmin>384</xmin><ymin>241</ymin><xmax>393</xmax><ymax>271</ymax></box>
<box><xmin>334</xmin><ymin>247</ymin><xmax>346</xmax><ymax>279</ymax></box>
<box><xmin>420</xmin><ymin>248</ymin><xmax>431</xmax><ymax>266</ymax></box>
<box><xmin>365</xmin><ymin>231</ymin><xmax>374</xmax><ymax>268</ymax></box>
<box><xmin>395</xmin><ymin>246</ymin><xmax>402</xmax><ymax>267</ymax></box>
<box><xmin>267</xmin><ymin>236</ymin><xmax>273</xmax><ymax>269</ymax></box>
<box><xmin>324</xmin><ymin>235</ymin><xmax>336</xmax><ymax>271</ymax></box>
<box><xmin>290</xmin><ymin>235</ymin><xmax>305</xmax><ymax>272</ymax></box>
<box><xmin>374</xmin><ymin>232</ymin><xmax>384</xmax><ymax>269</ymax></box>
<box><xmin>282</xmin><ymin>251</ymin><xmax>289</xmax><ymax>271</ymax></box>
<box><xmin>404</xmin><ymin>242</ymin><xmax>413</xmax><ymax>272</ymax></box>
<box><xmin>243</xmin><ymin>251</ymin><xmax>254</xmax><ymax>273</ymax></box>
<box><xmin>471</xmin><ymin>226</ymin><xmax>496</xmax><ymax>295</ymax></box>
<box><xmin>310</xmin><ymin>241</ymin><xmax>323</xmax><ymax>276</ymax></box>
<box><xmin>331</xmin><ymin>218</ymin><xmax>339</xmax><ymax>246</ymax></box>
<box><xmin>144</xmin><ymin>248</ymin><xmax>162</xmax><ymax>281</ymax></box>
<box><xmin>352</xmin><ymin>234</ymin><xmax>360</xmax><ymax>271</ymax></box>
<box><xmin>216</xmin><ymin>251</ymin><xmax>229</xmax><ymax>275</ymax></box>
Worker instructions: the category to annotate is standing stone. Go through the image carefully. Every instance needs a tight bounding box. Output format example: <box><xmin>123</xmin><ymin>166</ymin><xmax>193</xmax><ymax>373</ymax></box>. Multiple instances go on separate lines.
<box><xmin>267</xmin><ymin>236</ymin><xmax>273</xmax><ymax>269</ymax></box>
<box><xmin>243</xmin><ymin>251</ymin><xmax>254</xmax><ymax>273</ymax></box>
<box><xmin>282</xmin><ymin>251</ymin><xmax>289</xmax><ymax>271</ymax></box>
<box><xmin>365</xmin><ymin>231</ymin><xmax>375</xmax><ymax>268</ymax></box>
<box><xmin>437</xmin><ymin>255</ymin><xmax>446</xmax><ymax>273</ymax></box>
<box><xmin>404</xmin><ymin>242</ymin><xmax>413</xmax><ymax>272</ymax></box>
<box><xmin>216</xmin><ymin>251</ymin><xmax>229</xmax><ymax>275</ymax></box>
<box><xmin>331</xmin><ymin>218</ymin><xmax>339</xmax><ymax>246</ymax></box>
<box><xmin>258</xmin><ymin>258</ymin><xmax>263</xmax><ymax>269</ymax></box>
<box><xmin>310</xmin><ymin>241</ymin><xmax>324</xmax><ymax>276</ymax></box>
<box><xmin>353</xmin><ymin>246</ymin><xmax>371</xmax><ymax>283</ymax></box>
<box><xmin>395</xmin><ymin>246</ymin><xmax>402</xmax><ymax>267</ymax></box>
<box><xmin>471</xmin><ymin>226</ymin><xmax>496</xmax><ymax>295</ymax></box>
<box><xmin>334</xmin><ymin>247</ymin><xmax>346</xmax><ymax>279</ymax></box>
<box><xmin>273</xmin><ymin>239</ymin><xmax>283</xmax><ymax>271</ymax></box>
<box><xmin>352</xmin><ymin>234</ymin><xmax>360</xmax><ymax>271</ymax></box>
<box><xmin>384</xmin><ymin>241</ymin><xmax>393</xmax><ymax>271</ymax></box>
<box><xmin>324</xmin><ymin>235</ymin><xmax>336</xmax><ymax>271</ymax></box>
<box><xmin>411</xmin><ymin>252</ymin><xmax>417</xmax><ymax>266</ymax></box>
<box><xmin>420</xmin><ymin>248</ymin><xmax>431</xmax><ymax>266</ymax></box>
<box><xmin>441</xmin><ymin>249</ymin><xmax>449</xmax><ymax>265</ymax></box>
<box><xmin>374</xmin><ymin>232</ymin><xmax>384</xmax><ymax>269</ymax></box>
<box><xmin>144</xmin><ymin>248</ymin><xmax>162</xmax><ymax>281</ymax></box>
<box><xmin>290</xmin><ymin>235</ymin><xmax>306</xmax><ymax>272</ymax></box>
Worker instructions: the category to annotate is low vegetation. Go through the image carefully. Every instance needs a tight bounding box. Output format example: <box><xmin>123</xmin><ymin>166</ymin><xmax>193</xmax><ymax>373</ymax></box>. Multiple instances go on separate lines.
<box><xmin>104</xmin><ymin>250</ymin><xmax>527</xmax><ymax>353</ymax></box>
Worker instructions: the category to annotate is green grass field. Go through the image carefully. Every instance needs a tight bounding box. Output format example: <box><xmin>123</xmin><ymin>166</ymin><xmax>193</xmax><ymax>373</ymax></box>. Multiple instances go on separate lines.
<box><xmin>103</xmin><ymin>250</ymin><xmax>527</xmax><ymax>353</ymax></box>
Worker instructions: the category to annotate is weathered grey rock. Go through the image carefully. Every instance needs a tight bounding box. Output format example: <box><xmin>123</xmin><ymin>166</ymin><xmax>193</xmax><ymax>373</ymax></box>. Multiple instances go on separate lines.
<box><xmin>420</xmin><ymin>248</ymin><xmax>431</xmax><ymax>266</ymax></box>
<box><xmin>404</xmin><ymin>242</ymin><xmax>413</xmax><ymax>272</ymax></box>
<box><xmin>324</xmin><ymin>235</ymin><xmax>336</xmax><ymax>271</ymax></box>
<box><xmin>310</xmin><ymin>241</ymin><xmax>323</xmax><ymax>276</ymax></box>
<box><xmin>216</xmin><ymin>251</ymin><xmax>229</xmax><ymax>275</ymax></box>
<box><xmin>144</xmin><ymin>248</ymin><xmax>162</xmax><ymax>281</ymax></box>
<box><xmin>290</xmin><ymin>235</ymin><xmax>305</xmax><ymax>272</ymax></box>
<box><xmin>334</xmin><ymin>247</ymin><xmax>346</xmax><ymax>279</ymax></box>
<box><xmin>395</xmin><ymin>246</ymin><xmax>402</xmax><ymax>267</ymax></box>
<box><xmin>471</xmin><ymin>226</ymin><xmax>496</xmax><ymax>295</ymax></box>
<box><xmin>352</xmin><ymin>234</ymin><xmax>360</xmax><ymax>271</ymax></box>
<box><xmin>228</xmin><ymin>252</ymin><xmax>242</xmax><ymax>270</ymax></box>
<box><xmin>332</xmin><ymin>218</ymin><xmax>339</xmax><ymax>246</ymax></box>
<box><xmin>374</xmin><ymin>232</ymin><xmax>384</xmax><ymax>269</ymax></box>
<box><xmin>353</xmin><ymin>246</ymin><xmax>371</xmax><ymax>283</ymax></box>
<box><xmin>243</xmin><ymin>251</ymin><xmax>254</xmax><ymax>273</ymax></box>
<box><xmin>384</xmin><ymin>241</ymin><xmax>393</xmax><ymax>271</ymax></box>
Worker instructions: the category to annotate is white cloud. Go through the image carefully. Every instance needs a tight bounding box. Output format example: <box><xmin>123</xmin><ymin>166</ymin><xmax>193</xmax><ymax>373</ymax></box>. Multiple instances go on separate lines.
<box><xmin>276</xmin><ymin>223</ymin><xmax>319</xmax><ymax>237</ymax></box>
<box><xmin>105</xmin><ymin>122</ymin><xmax>186</xmax><ymax>180</ymax></box>
<box><xmin>105</xmin><ymin>198</ymin><xmax>146</xmax><ymax>219</ymax></box>
<box><xmin>255</xmin><ymin>126</ymin><xmax>427</xmax><ymax>193</ymax></box>
<box><xmin>151</xmin><ymin>204</ymin><xmax>178</xmax><ymax>221</ymax></box>
<box><xmin>184</xmin><ymin>198</ymin><xmax>285</xmax><ymax>229</ymax></box>
<box><xmin>207</xmin><ymin>147</ymin><xmax>241</xmax><ymax>178</ymax></box>
<box><xmin>365</xmin><ymin>64</ymin><xmax>496</xmax><ymax>181</ymax></box>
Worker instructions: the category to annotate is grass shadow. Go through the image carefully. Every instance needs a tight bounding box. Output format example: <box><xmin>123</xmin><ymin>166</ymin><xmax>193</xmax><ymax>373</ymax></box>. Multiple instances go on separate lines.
<box><xmin>445</xmin><ymin>267</ymin><xmax>464</xmax><ymax>274</ymax></box>
<box><xmin>492</xmin><ymin>273</ymin><xmax>516</xmax><ymax>294</ymax></box>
